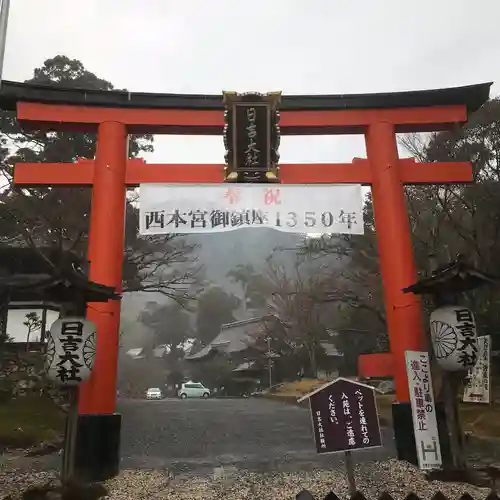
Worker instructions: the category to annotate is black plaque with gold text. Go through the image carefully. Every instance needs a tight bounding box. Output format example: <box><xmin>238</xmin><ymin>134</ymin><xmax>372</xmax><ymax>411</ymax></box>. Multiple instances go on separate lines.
<box><xmin>223</xmin><ymin>91</ymin><xmax>281</xmax><ymax>183</ymax></box>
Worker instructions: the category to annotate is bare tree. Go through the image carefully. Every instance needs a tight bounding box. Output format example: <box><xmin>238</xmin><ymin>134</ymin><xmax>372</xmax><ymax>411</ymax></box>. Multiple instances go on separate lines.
<box><xmin>0</xmin><ymin>56</ymin><xmax>202</xmax><ymax>303</ymax></box>
<box><xmin>260</xmin><ymin>258</ymin><xmax>331</xmax><ymax>377</ymax></box>
<box><xmin>23</xmin><ymin>312</ymin><xmax>42</xmax><ymax>351</ymax></box>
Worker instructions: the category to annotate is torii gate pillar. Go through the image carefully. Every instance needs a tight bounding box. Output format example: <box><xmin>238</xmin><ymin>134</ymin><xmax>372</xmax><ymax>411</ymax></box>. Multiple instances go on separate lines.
<box><xmin>365</xmin><ymin>122</ymin><xmax>427</xmax><ymax>462</ymax></box>
<box><xmin>366</xmin><ymin>122</ymin><xmax>424</xmax><ymax>397</ymax></box>
<box><xmin>74</xmin><ymin>121</ymin><xmax>128</xmax><ymax>481</ymax></box>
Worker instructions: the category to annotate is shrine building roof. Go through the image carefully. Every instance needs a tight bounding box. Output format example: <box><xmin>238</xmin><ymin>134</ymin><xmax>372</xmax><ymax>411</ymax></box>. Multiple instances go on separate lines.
<box><xmin>0</xmin><ymin>246</ymin><xmax>120</xmax><ymax>304</ymax></box>
<box><xmin>403</xmin><ymin>256</ymin><xmax>500</xmax><ymax>295</ymax></box>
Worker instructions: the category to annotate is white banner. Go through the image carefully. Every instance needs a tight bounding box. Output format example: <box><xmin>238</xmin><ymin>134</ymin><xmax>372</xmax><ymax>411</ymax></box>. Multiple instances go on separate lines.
<box><xmin>405</xmin><ymin>350</ymin><xmax>442</xmax><ymax>470</ymax></box>
<box><xmin>139</xmin><ymin>184</ymin><xmax>364</xmax><ymax>235</ymax></box>
<box><xmin>464</xmin><ymin>335</ymin><xmax>491</xmax><ymax>404</ymax></box>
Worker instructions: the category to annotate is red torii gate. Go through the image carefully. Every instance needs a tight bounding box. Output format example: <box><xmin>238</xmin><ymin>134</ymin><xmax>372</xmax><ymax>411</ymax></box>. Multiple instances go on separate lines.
<box><xmin>5</xmin><ymin>81</ymin><xmax>490</xmax><ymax>479</ymax></box>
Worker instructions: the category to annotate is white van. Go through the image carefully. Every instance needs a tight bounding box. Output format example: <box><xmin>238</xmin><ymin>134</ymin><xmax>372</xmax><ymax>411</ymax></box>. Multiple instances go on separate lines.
<box><xmin>178</xmin><ymin>381</ymin><xmax>210</xmax><ymax>399</ymax></box>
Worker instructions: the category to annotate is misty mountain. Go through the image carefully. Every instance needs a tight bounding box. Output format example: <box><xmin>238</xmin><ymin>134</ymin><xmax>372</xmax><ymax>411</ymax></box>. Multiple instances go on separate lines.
<box><xmin>119</xmin><ymin>228</ymin><xmax>347</xmax><ymax>348</ymax></box>
<box><xmin>120</xmin><ymin>228</ymin><xmax>300</xmax><ymax>322</ymax></box>
<box><xmin>186</xmin><ymin>228</ymin><xmax>303</xmax><ymax>292</ymax></box>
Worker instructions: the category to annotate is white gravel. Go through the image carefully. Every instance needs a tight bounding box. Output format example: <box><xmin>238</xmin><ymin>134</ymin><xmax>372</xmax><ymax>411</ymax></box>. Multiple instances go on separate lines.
<box><xmin>0</xmin><ymin>469</ymin><xmax>58</xmax><ymax>498</ymax></box>
<box><xmin>103</xmin><ymin>461</ymin><xmax>492</xmax><ymax>500</ymax></box>
<box><xmin>0</xmin><ymin>460</ymin><xmax>493</xmax><ymax>500</ymax></box>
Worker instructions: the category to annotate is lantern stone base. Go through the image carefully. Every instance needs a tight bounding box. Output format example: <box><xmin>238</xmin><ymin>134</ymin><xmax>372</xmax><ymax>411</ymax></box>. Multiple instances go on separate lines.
<box><xmin>74</xmin><ymin>413</ymin><xmax>121</xmax><ymax>482</ymax></box>
<box><xmin>392</xmin><ymin>402</ymin><xmax>451</xmax><ymax>467</ymax></box>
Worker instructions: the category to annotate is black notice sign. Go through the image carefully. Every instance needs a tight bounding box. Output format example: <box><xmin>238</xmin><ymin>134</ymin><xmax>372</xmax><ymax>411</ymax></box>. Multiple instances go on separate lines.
<box><xmin>306</xmin><ymin>378</ymin><xmax>382</xmax><ymax>454</ymax></box>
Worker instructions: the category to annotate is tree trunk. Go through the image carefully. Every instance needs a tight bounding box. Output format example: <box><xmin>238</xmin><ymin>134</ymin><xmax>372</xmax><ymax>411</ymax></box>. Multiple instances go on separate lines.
<box><xmin>26</xmin><ymin>329</ymin><xmax>31</xmax><ymax>352</ymax></box>
<box><xmin>308</xmin><ymin>344</ymin><xmax>318</xmax><ymax>378</ymax></box>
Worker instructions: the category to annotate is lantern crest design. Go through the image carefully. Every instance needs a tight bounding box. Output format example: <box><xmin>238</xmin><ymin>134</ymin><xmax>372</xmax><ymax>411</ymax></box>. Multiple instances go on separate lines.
<box><xmin>430</xmin><ymin>305</ymin><xmax>478</xmax><ymax>371</ymax></box>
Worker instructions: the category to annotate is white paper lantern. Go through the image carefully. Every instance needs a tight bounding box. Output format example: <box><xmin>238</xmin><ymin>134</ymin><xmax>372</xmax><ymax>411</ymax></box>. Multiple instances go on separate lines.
<box><xmin>430</xmin><ymin>305</ymin><xmax>478</xmax><ymax>372</ymax></box>
<box><xmin>45</xmin><ymin>317</ymin><xmax>97</xmax><ymax>386</ymax></box>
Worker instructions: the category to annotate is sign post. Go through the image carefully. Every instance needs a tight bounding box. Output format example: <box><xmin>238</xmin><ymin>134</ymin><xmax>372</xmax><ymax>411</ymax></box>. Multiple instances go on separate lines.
<box><xmin>298</xmin><ymin>377</ymin><xmax>382</xmax><ymax>496</ymax></box>
<box><xmin>405</xmin><ymin>351</ymin><xmax>442</xmax><ymax>470</ymax></box>
<box><xmin>46</xmin><ymin>316</ymin><xmax>97</xmax><ymax>483</ymax></box>
<box><xmin>464</xmin><ymin>335</ymin><xmax>491</xmax><ymax>404</ymax></box>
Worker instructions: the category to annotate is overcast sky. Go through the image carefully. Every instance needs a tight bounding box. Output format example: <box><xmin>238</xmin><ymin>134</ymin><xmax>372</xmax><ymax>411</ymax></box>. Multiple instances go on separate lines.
<box><xmin>3</xmin><ymin>0</ymin><xmax>500</xmax><ymax>340</ymax></box>
<box><xmin>3</xmin><ymin>0</ymin><xmax>500</xmax><ymax>167</ymax></box>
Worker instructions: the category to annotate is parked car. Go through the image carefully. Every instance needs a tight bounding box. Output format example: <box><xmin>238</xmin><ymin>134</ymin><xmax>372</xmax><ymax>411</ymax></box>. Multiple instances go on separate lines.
<box><xmin>178</xmin><ymin>382</ymin><xmax>210</xmax><ymax>399</ymax></box>
<box><xmin>146</xmin><ymin>387</ymin><xmax>163</xmax><ymax>400</ymax></box>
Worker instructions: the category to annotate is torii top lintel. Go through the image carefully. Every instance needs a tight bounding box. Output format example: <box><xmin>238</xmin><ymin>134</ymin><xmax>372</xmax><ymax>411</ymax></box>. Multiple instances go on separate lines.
<box><xmin>0</xmin><ymin>80</ymin><xmax>492</xmax><ymax>135</ymax></box>
<box><xmin>4</xmin><ymin>81</ymin><xmax>492</xmax><ymax>187</ymax></box>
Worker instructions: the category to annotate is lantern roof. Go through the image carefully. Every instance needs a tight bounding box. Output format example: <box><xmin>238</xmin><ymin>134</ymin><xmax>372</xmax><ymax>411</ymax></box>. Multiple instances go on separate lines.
<box><xmin>403</xmin><ymin>255</ymin><xmax>499</xmax><ymax>295</ymax></box>
<box><xmin>0</xmin><ymin>246</ymin><xmax>120</xmax><ymax>305</ymax></box>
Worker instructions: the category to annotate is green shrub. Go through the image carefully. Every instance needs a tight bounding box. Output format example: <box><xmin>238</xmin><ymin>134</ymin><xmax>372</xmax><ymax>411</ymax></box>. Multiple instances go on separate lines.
<box><xmin>0</xmin><ymin>394</ymin><xmax>64</xmax><ymax>449</ymax></box>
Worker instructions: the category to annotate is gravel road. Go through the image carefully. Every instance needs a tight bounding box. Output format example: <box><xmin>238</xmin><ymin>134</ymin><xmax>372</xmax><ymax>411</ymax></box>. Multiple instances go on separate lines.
<box><xmin>119</xmin><ymin>397</ymin><xmax>394</xmax><ymax>474</ymax></box>
<box><xmin>2</xmin><ymin>398</ymin><xmax>494</xmax><ymax>499</ymax></box>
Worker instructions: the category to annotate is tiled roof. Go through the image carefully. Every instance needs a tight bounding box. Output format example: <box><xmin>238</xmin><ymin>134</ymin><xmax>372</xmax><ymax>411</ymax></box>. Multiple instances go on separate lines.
<box><xmin>186</xmin><ymin>316</ymin><xmax>265</xmax><ymax>360</ymax></box>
